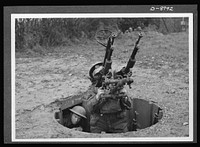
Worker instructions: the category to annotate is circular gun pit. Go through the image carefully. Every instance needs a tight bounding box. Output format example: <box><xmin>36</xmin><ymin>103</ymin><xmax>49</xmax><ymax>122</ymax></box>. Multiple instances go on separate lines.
<box><xmin>54</xmin><ymin>96</ymin><xmax>163</xmax><ymax>133</ymax></box>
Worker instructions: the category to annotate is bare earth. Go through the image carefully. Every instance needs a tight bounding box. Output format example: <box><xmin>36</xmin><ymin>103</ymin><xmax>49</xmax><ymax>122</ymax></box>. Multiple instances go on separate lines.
<box><xmin>15</xmin><ymin>31</ymin><xmax>189</xmax><ymax>139</ymax></box>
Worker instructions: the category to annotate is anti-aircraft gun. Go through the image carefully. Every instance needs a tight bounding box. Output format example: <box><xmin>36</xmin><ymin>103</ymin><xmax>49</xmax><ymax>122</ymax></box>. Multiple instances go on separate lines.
<box><xmin>89</xmin><ymin>29</ymin><xmax>143</xmax><ymax>112</ymax></box>
<box><xmin>55</xmin><ymin>29</ymin><xmax>163</xmax><ymax>133</ymax></box>
<box><xmin>89</xmin><ymin>29</ymin><xmax>143</xmax><ymax>89</ymax></box>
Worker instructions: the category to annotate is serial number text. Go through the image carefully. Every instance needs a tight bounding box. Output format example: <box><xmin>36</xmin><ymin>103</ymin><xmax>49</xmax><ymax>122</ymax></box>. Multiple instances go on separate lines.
<box><xmin>150</xmin><ymin>6</ymin><xmax>174</xmax><ymax>12</ymax></box>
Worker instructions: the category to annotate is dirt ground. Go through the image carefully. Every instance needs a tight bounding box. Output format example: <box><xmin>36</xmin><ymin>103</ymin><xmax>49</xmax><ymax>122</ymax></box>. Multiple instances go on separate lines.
<box><xmin>15</xmin><ymin>31</ymin><xmax>190</xmax><ymax>139</ymax></box>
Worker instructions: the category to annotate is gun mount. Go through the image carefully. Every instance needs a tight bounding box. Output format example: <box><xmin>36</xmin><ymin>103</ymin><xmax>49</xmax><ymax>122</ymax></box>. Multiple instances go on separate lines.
<box><xmin>89</xmin><ymin>29</ymin><xmax>143</xmax><ymax>92</ymax></box>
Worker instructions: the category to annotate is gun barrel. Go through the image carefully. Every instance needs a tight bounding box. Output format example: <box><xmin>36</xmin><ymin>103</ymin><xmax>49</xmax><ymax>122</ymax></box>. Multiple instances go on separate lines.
<box><xmin>130</xmin><ymin>46</ymin><xmax>139</xmax><ymax>60</ymax></box>
<box><xmin>96</xmin><ymin>34</ymin><xmax>115</xmax><ymax>87</ymax></box>
<box><xmin>131</xmin><ymin>33</ymin><xmax>142</xmax><ymax>59</ymax></box>
<box><xmin>120</xmin><ymin>34</ymin><xmax>142</xmax><ymax>75</ymax></box>
<box><xmin>103</xmin><ymin>59</ymin><xmax>112</xmax><ymax>75</ymax></box>
<box><xmin>123</xmin><ymin>58</ymin><xmax>136</xmax><ymax>74</ymax></box>
<box><xmin>103</xmin><ymin>35</ymin><xmax>115</xmax><ymax>65</ymax></box>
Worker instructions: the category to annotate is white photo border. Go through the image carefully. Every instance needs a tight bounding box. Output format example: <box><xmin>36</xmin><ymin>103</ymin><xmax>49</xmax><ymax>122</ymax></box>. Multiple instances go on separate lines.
<box><xmin>11</xmin><ymin>13</ymin><xmax>193</xmax><ymax>142</ymax></box>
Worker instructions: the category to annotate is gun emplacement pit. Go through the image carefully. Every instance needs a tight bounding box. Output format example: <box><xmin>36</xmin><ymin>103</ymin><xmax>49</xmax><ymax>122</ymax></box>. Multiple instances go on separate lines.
<box><xmin>54</xmin><ymin>96</ymin><xmax>163</xmax><ymax>133</ymax></box>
